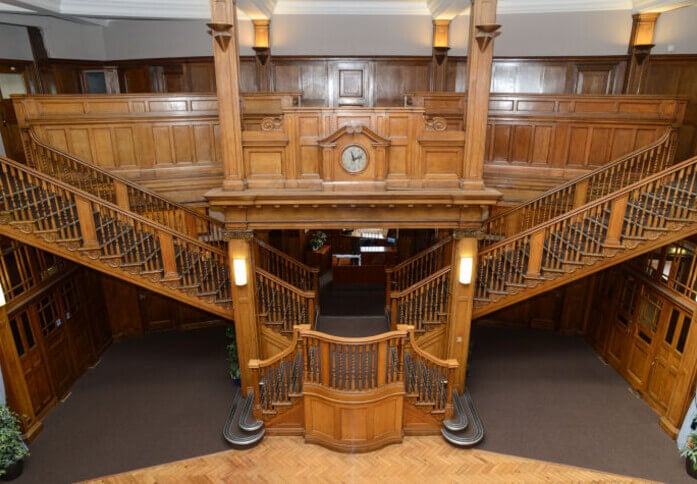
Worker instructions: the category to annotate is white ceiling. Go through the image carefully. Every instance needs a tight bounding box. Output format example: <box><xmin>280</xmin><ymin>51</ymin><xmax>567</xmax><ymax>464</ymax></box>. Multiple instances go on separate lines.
<box><xmin>0</xmin><ymin>0</ymin><xmax>694</xmax><ymax>23</ymax></box>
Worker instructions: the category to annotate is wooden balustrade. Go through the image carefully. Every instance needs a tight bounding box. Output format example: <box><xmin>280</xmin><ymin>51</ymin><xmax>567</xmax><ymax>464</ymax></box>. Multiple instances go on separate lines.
<box><xmin>248</xmin><ymin>328</ymin><xmax>304</xmax><ymax>416</ymax></box>
<box><xmin>255</xmin><ymin>268</ymin><xmax>316</xmax><ymax>334</ymax></box>
<box><xmin>390</xmin><ymin>266</ymin><xmax>451</xmax><ymax>332</ymax></box>
<box><xmin>254</xmin><ymin>238</ymin><xmax>319</xmax><ymax>292</ymax></box>
<box><xmin>385</xmin><ymin>236</ymin><xmax>452</xmax><ymax>306</ymax></box>
<box><xmin>0</xmin><ymin>156</ymin><xmax>232</xmax><ymax>319</ymax></box>
<box><xmin>401</xmin><ymin>325</ymin><xmax>458</xmax><ymax>414</ymax></box>
<box><xmin>481</xmin><ymin>130</ymin><xmax>676</xmax><ymax>246</ymax></box>
<box><xmin>476</xmin><ymin>154</ymin><xmax>697</xmax><ymax>308</ymax></box>
<box><xmin>26</xmin><ymin>134</ymin><xmax>226</xmax><ymax>245</ymax></box>
<box><xmin>301</xmin><ymin>328</ymin><xmax>407</xmax><ymax>391</ymax></box>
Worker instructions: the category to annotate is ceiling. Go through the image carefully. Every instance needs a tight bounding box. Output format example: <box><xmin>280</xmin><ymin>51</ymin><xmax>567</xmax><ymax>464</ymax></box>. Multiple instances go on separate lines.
<box><xmin>0</xmin><ymin>0</ymin><xmax>694</xmax><ymax>24</ymax></box>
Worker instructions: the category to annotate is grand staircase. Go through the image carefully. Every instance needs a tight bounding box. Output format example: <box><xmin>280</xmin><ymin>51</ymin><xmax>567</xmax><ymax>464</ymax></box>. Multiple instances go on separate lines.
<box><xmin>0</xmin><ymin>137</ymin><xmax>232</xmax><ymax>319</ymax></box>
<box><xmin>3</xmin><ymin>128</ymin><xmax>697</xmax><ymax>452</ymax></box>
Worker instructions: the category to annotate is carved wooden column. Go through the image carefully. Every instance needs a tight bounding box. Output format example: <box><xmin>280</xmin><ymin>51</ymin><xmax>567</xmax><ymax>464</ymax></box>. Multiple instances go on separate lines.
<box><xmin>0</xmin><ymin>303</ymin><xmax>42</xmax><ymax>440</ymax></box>
<box><xmin>432</xmin><ymin>19</ymin><xmax>451</xmax><ymax>92</ymax></box>
<box><xmin>445</xmin><ymin>232</ymin><xmax>478</xmax><ymax>392</ymax></box>
<box><xmin>226</xmin><ymin>230</ymin><xmax>261</xmax><ymax>393</ymax></box>
<box><xmin>209</xmin><ymin>0</ymin><xmax>246</xmax><ymax>190</ymax></box>
<box><xmin>461</xmin><ymin>0</ymin><xmax>499</xmax><ymax>190</ymax></box>
<box><xmin>253</xmin><ymin>19</ymin><xmax>271</xmax><ymax>91</ymax></box>
<box><xmin>624</xmin><ymin>13</ymin><xmax>659</xmax><ymax>94</ymax></box>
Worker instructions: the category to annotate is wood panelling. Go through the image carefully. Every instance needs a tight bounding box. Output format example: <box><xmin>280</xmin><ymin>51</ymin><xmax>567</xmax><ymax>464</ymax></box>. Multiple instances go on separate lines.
<box><xmin>374</xmin><ymin>59</ymin><xmax>431</xmax><ymax>107</ymax></box>
<box><xmin>15</xmin><ymin>92</ymin><xmax>686</xmax><ymax>204</ymax></box>
<box><xmin>644</xmin><ymin>55</ymin><xmax>697</xmax><ymax>159</ymax></box>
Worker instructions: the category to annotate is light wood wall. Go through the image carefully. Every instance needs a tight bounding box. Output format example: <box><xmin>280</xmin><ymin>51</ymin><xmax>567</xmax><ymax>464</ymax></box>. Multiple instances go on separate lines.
<box><xmin>14</xmin><ymin>92</ymin><xmax>685</xmax><ymax>203</ymax></box>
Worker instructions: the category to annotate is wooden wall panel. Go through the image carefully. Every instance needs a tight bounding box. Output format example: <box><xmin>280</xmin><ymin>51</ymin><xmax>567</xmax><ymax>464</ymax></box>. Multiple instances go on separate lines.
<box><xmin>374</xmin><ymin>60</ymin><xmax>431</xmax><ymax>106</ymax></box>
<box><xmin>644</xmin><ymin>55</ymin><xmax>697</xmax><ymax>159</ymax></box>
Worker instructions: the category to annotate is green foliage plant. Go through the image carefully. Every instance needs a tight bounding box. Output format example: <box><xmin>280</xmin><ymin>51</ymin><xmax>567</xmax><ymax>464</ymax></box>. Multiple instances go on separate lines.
<box><xmin>0</xmin><ymin>405</ymin><xmax>28</xmax><ymax>476</ymax></box>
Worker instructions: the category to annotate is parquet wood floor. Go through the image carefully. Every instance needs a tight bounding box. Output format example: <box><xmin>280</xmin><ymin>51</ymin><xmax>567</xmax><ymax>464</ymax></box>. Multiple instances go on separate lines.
<box><xmin>83</xmin><ymin>435</ymin><xmax>656</xmax><ymax>483</ymax></box>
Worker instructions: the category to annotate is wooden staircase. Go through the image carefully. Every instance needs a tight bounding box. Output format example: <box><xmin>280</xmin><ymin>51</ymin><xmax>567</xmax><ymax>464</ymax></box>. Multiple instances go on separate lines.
<box><xmin>474</xmin><ymin>152</ymin><xmax>697</xmax><ymax>319</ymax></box>
<box><xmin>0</xmin><ymin>150</ymin><xmax>232</xmax><ymax>319</ymax></box>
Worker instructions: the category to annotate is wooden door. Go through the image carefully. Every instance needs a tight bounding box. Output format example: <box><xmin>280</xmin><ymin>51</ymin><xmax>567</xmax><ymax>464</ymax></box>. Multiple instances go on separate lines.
<box><xmin>329</xmin><ymin>61</ymin><xmax>373</xmax><ymax>107</ymax></box>
<box><xmin>59</xmin><ymin>275</ymin><xmax>97</xmax><ymax>372</ymax></box>
<box><xmin>0</xmin><ymin>70</ymin><xmax>28</xmax><ymax>162</ymax></box>
<box><xmin>604</xmin><ymin>274</ymin><xmax>637</xmax><ymax>369</ymax></box>
<box><xmin>7</xmin><ymin>309</ymin><xmax>55</xmax><ymax>417</ymax></box>
<box><xmin>138</xmin><ymin>289</ymin><xmax>175</xmax><ymax>332</ymax></box>
<box><xmin>36</xmin><ymin>291</ymin><xmax>76</xmax><ymax>398</ymax></box>
<box><xmin>645</xmin><ymin>308</ymin><xmax>692</xmax><ymax>413</ymax></box>
<box><xmin>625</xmin><ymin>289</ymin><xmax>664</xmax><ymax>390</ymax></box>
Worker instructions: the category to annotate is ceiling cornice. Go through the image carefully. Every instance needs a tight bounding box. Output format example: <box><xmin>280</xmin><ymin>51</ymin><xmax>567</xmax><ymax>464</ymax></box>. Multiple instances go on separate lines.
<box><xmin>631</xmin><ymin>0</ymin><xmax>697</xmax><ymax>12</ymax></box>
<box><xmin>274</xmin><ymin>1</ymin><xmax>431</xmax><ymax>15</ymax></box>
<box><xmin>59</xmin><ymin>0</ymin><xmax>211</xmax><ymax>19</ymax></box>
<box><xmin>427</xmin><ymin>0</ymin><xmax>469</xmax><ymax>19</ymax></box>
<box><xmin>238</xmin><ymin>0</ymin><xmax>277</xmax><ymax>19</ymax></box>
<box><xmin>497</xmin><ymin>0</ymin><xmax>632</xmax><ymax>14</ymax></box>
<box><xmin>0</xmin><ymin>3</ymin><xmax>36</xmax><ymax>13</ymax></box>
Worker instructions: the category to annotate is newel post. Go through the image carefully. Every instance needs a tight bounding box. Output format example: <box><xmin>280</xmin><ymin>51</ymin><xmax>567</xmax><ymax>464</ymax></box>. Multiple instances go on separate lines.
<box><xmin>226</xmin><ymin>230</ymin><xmax>261</xmax><ymax>394</ymax></box>
<box><xmin>445</xmin><ymin>231</ymin><xmax>479</xmax><ymax>392</ymax></box>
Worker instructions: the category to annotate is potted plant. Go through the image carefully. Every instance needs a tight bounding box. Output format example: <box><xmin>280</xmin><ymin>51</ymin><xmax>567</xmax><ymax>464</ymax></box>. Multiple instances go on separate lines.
<box><xmin>681</xmin><ymin>432</ymin><xmax>697</xmax><ymax>479</ymax></box>
<box><xmin>0</xmin><ymin>406</ymin><xmax>29</xmax><ymax>481</ymax></box>
<box><xmin>226</xmin><ymin>325</ymin><xmax>241</xmax><ymax>385</ymax></box>
<box><xmin>308</xmin><ymin>231</ymin><xmax>327</xmax><ymax>251</ymax></box>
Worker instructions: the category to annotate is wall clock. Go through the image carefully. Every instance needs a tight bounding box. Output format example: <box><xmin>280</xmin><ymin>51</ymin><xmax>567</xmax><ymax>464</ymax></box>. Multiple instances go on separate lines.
<box><xmin>340</xmin><ymin>145</ymin><xmax>368</xmax><ymax>173</ymax></box>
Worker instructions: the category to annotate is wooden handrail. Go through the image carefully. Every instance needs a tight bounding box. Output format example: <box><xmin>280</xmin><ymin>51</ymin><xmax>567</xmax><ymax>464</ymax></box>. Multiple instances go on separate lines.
<box><xmin>390</xmin><ymin>266</ymin><xmax>451</xmax><ymax>331</ymax></box>
<box><xmin>480</xmin><ymin>130</ymin><xmax>676</xmax><ymax>247</ymax></box>
<box><xmin>254</xmin><ymin>238</ymin><xmax>319</xmax><ymax>292</ymax></box>
<box><xmin>385</xmin><ymin>236</ymin><xmax>452</xmax><ymax>306</ymax></box>
<box><xmin>477</xmin><ymin>154</ymin><xmax>697</xmax><ymax>303</ymax></box>
<box><xmin>255</xmin><ymin>268</ymin><xmax>317</xmax><ymax>334</ymax></box>
<box><xmin>398</xmin><ymin>325</ymin><xmax>459</xmax><ymax>369</ymax></box>
<box><xmin>0</xmin><ymin>155</ymin><xmax>231</xmax><ymax>317</ymax></box>
<box><xmin>26</xmin><ymin>132</ymin><xmax>226</xmax><ymax>243</ymax></box>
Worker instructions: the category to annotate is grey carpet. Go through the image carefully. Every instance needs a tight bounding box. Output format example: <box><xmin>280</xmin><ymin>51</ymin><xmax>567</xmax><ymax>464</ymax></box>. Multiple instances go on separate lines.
<box><xmin>317</xmin><ymin>315</ymin><xmax>390</xmax><ymax>337</ymax></box>
<box><xmin>12</xmin><ymin>321</ymin><xmax>694</xmax><ymax>483</ymax></box>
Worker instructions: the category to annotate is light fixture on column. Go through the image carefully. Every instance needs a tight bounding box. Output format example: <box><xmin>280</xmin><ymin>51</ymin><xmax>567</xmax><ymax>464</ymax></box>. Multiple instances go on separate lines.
<box><xmin>253</xmin><ymin>19</ymin><xmax>271</xmax><ymax>65</ymax></box>
<box><xmin>233</xmin><ymin>258</ymin><xmax>248</xmax><ymax>286</ymax></box>
<box><xmin>458</xmin><ymin>257</ymin><xmax>473</xmax><ymax>285</ymax></box>
<box><xmin>207</xmin><ymin>22</ymin><xmax>233</xmax><ymax>52</ymax></box>
<box><xmin>432</xmin><ymin>19</ymin><xmax>450</xmax><ymax>66</ymax></box>
<box><xmin>475</xmin><ymin>24</ymin><xmax>501</xmax><ymax>52</ymax></box>
<box><xmin>0</xmin><ymin>282</ymin><xmax>5</xmax><ymax>307</ymax></box>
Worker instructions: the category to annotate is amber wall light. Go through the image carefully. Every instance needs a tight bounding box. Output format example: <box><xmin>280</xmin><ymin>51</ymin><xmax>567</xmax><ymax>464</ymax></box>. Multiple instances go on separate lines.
<box><xmin>233</xmin><ymin>258</ymin><xmax>248</xmax><ymax>286</ymax></box>
<box><xmin>459</xmin><ymin>257</ymin><xmax>473</xmax><ymax>285</ymax></box>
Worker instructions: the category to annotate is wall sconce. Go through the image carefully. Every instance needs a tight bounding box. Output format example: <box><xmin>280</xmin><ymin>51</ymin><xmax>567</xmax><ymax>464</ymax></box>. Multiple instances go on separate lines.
<box><xmin>0</xmin><ymin>282</ymin><xmax>5</xmax><ymax>307</ymax></box>
<box><xmin>253</xmin><ymin>19</ymin><xmax>271</xmax><ymax>65</ymax></box>
<box><xmin>233</xmin><ymin>258</ymin><xmax>248</xmax><ymax>286</ymax></box>
<box><xmin>632</xmin><ymin>43</ymin><xmax>655</xmax><ymax>66</ymax></box>
<box><xmin>432</xmin><ymin>19</ymin><xmax>451</xmax><ymax>66</ymax></box>
<box><xmin>459</xmin><ymin>257</ymin><xmax>473</xmax><ymax>285</ymax></box>
<box><xmin>207</xmin><ymin>22</ymin><xmax>233</xmax><ymax>52</ymax></box>
<box><xmin>475</xmin><ymin>24</ymin><xmax>501</xmax><ymax>52</ymax></box>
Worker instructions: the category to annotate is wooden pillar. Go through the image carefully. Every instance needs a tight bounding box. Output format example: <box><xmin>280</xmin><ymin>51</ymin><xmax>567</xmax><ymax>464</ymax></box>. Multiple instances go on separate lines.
<box><xmin>209</xmin><ymin>0</ymin><xmax>246</xmax><ymax>190</ymax></box>
<box><xmin>0</xmin><ymin>303</ymin><xmax>42</xmax><ymax>440</ymax></box>
<box><xmin>445</xmin><ymin>233</ymin><xmax>478</xmax><ymax>392</ymax></box>
<box><xmin>432</xmin><ymin>19</ymin><xmax>451</xmax><ymax>92</ymax></box>
<box><xmin>461</xmin><ymin>0</ymin><xmax>500</xmax><ymax>190</ymax></box>
<box><xmin>253</xmin><ymin>19</ymin><xmax>271</xmax><ymax>92</ymax></box>
<box><xmin>227</xmin><ymin>230</ymin><xmax>260</xmax><ymax>394</ymax></box>
<box><xmin>624</xmin><ymin>13</ymin><xmax>659</xmax><ymax>94</ymax></box>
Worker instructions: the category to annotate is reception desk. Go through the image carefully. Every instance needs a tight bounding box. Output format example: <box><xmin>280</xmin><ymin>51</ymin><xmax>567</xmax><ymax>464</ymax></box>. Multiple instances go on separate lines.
<box><xmin>332</xmin><ymin>246</ymin><xmax>397</xmax><ymax>285</ymax></box>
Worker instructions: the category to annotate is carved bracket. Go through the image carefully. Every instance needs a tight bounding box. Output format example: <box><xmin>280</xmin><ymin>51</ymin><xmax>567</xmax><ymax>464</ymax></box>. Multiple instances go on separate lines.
<box><xmin>261</xmin><ymin>116</ymin><xmax>283</xmax><ymax>131</ymax></box>
<box><xmin>207</xmin><ymin>23</ymin><xmax>233</xmax><ymax>52</ymax></box>
<box><xmin>223</xmin><ymin>229</ymin><xmax>254</xmax><ymax>241</ymax></box>
<box><xmin>475</xmin><ymin>24</ymin><xmax>501</xmax><ymax>52</ymax></box>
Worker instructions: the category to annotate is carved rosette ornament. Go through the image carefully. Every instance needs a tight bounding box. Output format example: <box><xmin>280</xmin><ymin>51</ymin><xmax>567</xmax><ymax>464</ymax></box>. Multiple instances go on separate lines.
<box><xmin>424</xmin><ymin>116</ymin><xmax>447</xmax><ymax>131</ymax></box>
<box><xmin>261</xmin><ymin>117</ymin><xmax>283</xmax><ymax>131</ymax></box>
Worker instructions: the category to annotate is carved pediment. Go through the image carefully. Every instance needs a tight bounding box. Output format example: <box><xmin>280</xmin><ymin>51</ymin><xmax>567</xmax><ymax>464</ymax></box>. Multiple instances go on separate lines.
<box><xmin>318</xmin><ymin>124</ymin><xmax>390</xmax><ymax>147</ymax></box>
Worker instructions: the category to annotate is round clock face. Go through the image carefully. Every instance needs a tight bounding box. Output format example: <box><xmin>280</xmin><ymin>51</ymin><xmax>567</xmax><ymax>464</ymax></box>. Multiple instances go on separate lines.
<box><xmin>341</xmin><ymin>145</ymin><xmax>368</xmax><ymax>173</ymax></box>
